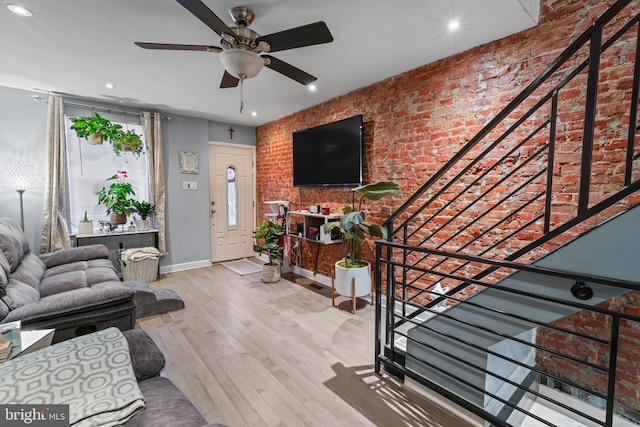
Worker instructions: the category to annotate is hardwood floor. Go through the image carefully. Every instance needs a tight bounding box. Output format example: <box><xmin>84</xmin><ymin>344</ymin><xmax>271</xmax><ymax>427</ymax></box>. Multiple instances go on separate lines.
<box><xmin>136</xmin><ymin>263</ymin><xmax>475</xmax><ymax>427</ymax></box>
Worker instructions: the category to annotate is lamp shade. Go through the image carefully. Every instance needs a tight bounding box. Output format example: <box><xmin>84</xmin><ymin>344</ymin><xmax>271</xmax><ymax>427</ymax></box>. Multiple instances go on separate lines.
<box><xmin>220</xmin><ymin>49</ymin><xmax>264</xmax><ymax>79</ymax></box>
<box><xmin>4</xmin><ymin>162</ymin><xmax>33</xmax><ymax>191</ymax></box>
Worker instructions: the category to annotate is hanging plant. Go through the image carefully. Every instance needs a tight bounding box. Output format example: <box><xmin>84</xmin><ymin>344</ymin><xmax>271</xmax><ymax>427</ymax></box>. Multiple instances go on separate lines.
<box><xmin>69</xmin><ymin>113</ymin><xmax>122</xmax><ymax>145</ymax></box>
<box><xmin>112</xmin><ymin>129</ymin><xmax>144</xmax><ymax>157</ymax></box>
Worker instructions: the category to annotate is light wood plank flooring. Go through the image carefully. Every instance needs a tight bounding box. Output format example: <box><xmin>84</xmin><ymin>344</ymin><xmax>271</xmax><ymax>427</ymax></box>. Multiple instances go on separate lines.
<box><xmin>136</xmin><ymin>263</ymin><xmax>475</xmax><ymax>427</ymax></box>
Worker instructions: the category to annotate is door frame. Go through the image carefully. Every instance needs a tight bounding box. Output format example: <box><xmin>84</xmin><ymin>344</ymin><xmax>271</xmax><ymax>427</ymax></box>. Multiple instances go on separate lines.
<box><xmin>208</xmin><ymin>141</ymin><xmax>257</xmax><ymax>261</ymax></box>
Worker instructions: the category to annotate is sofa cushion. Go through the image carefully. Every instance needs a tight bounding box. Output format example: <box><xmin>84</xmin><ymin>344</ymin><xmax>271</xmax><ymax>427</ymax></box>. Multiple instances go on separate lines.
<box><xmin>39</xmin><ymin>259</ymin><xmax>119</xmax><ymax>298</ymax></box>
<box><xmin>0</xmin><ymin>218</ymin><xmax>30</xmax><ymax>273</ymax></box>
<box><xmin>39</xmin><ymin>244</ymin><xmax>109</xmax><ymax>269</ymax></box>
<box><xmin>2</xmin><ymin>278</ymin><xmax>40</xmax><ymax>310</ymax></box>
<box><xmin>127</xmin><ymin>376</ymin><xmax>208</xmax><ymax>427</ymax></box>
<box><xmin>10</xmin><ymin>252</ymin><xmax>45</xmax><ymax>291</ymax></box>
<box><xmin>123</xmin><ymin>329</ymin><xmax>166</xmax><ymax>381</ymax></box>
<box><xmin>39</xmin><ymin>269</ymin><xmax>89</xmax><ymax>298</ymax></box>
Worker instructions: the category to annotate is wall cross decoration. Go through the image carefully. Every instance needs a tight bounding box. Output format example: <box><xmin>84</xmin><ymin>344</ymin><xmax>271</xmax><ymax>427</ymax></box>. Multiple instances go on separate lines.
<box><xmin>228</xmin><ymin>127</ymin><xmax>235</xmax><ymax>140</ymax></box>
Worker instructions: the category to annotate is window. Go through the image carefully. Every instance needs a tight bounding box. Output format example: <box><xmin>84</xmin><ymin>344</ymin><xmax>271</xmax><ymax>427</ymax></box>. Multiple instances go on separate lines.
<box><xmin>227</xmin><ymin>166</ymin><xmax>237</xmax><ymax>227</ymax></box>
<box><xmin>65</xmin><ymin>116</ymin><xmax>149</xmax><ymax>232</ymax></box>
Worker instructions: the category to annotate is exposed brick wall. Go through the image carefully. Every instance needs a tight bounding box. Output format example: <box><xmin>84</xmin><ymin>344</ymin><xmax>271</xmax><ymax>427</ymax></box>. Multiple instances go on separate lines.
<box><xmin>536</xmin><ymin>291</ymin><xmax>640</xmax><ymax>423</ymax></box>
<box><xmin>257</xmin><ymin>0</ymin><xmax>637</xmax><ymax>275</ymax></box>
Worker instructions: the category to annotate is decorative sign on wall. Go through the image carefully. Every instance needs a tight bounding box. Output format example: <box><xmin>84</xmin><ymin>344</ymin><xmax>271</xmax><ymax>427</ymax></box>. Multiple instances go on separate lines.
<box><xmin>178</xmin><ymin>151</ymin><xmax>199</xmax><ymax>174</ymax></box>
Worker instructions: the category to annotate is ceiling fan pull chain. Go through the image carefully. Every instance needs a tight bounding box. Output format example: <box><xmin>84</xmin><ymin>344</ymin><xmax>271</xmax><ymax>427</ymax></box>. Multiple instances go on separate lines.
<box><xmin>239</xmin><ymin>75</ymin><xmax>245</xmax><ymax>114</ymax></box>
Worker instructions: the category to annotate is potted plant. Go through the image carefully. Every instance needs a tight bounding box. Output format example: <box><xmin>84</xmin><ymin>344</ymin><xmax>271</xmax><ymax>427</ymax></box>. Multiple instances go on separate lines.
<box><xmin>112</xmin><ymin>129</ymin><xmax>144</xmax><ymax>157</ymax></box>
<box><xmin>132</xmin><ymin>200</ymin><xmax>156</xmax><ymax>231</ymax></box>
<box><xmin>252</xmin><ymin>219</ymin><xmax>284</xmax><ymax>283</ymax></box>
<box><xmin>78</xmin><ymin>211</ymin><xmax>93</xmax><ymax>235</ymax></box>
<box><xmin>95</xmin><ymin>171</ymin><xmax>136</xmax><ymax>225</ymax></box>
<box><xmin>323</xmin><ymin>181</ymin><xmax>400</xmax><ymax>312</ymax></box>
<box><xmin>69</xmin><ymin>113</ymin><xmax>122</xmax><ymax>145</ymax></box>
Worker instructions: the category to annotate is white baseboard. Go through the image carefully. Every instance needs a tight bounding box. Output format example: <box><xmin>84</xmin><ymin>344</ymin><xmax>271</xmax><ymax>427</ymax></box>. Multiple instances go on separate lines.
<box><xmin>159</xmin><ymin>259</ymin><xmax>211</xmax><ymax>274</ymax></box>
<box><xmin>290</xmin><ymin>264</ymin><xmax>333</xmax><ymax>287</ymax></box>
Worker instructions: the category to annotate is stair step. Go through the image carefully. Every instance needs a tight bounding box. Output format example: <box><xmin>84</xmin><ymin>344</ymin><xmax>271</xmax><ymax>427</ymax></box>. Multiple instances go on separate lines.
<box><xmin>406</xmin><ymin>314</ymin><xmax>495</xmax><ymax>406</ymax></box>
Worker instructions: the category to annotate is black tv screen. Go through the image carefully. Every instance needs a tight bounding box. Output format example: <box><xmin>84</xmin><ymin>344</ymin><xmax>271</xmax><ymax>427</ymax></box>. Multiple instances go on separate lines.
<box><xmin>292</xmin><ymin>114</ymin><xmax>363</xmax><ymax>187</ymax></box>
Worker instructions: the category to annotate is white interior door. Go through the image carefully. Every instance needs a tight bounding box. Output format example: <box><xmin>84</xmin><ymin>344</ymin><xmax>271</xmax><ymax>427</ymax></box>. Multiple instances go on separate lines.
<box><xmin>209</xmin><ymin>143</ymin><xmax>255</xmax><ymax>263</ymax></box>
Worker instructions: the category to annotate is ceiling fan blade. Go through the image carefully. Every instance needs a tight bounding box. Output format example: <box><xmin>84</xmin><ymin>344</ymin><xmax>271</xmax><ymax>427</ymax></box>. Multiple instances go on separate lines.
<box><xmin>256</xmin><ymin>22</ymin><xmax>333</xmax><ymax>53</ymax></box>
<box><xmin>135</xmin><ymin>42</ymin><xmax>222</xmax><ymax>53</ymax></box>
<box><xmin>263</xmin><ymin>55</ymin><xmax>317</xmax><ymax>85</ymax></box>
<box><xmin>220</xmin><ymin>71</ymin><xmax>240</xmax><ymax>88</ymax></box>
<box><xmin>176</xmin><ymin>0</ymin><xmax>237</xmax><ymax>40</ymax></box>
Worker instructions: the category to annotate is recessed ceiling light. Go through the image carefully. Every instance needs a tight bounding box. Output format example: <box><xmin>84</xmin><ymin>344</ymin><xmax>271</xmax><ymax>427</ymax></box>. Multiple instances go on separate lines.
<box><xmin>308</xmin><ymin>84</ymin><xmax>317</xmax><ymax>92</ymax></box>
<box><xmin>251</xmin><ymin>111</ymin><xmax>257</xmax><ymax>117</ymax></box>
<box><xmin>448</xmin><ymin>19</ymin><xmax>460</xmax><ymax>31</ymax></box>
<box><xmin>105</xmin><ymin>82</ymin><xmax>115</xmax><ymax>89</ymax></box>
<box><xmin>7</xmin><ymin>4</ymin><xmax>33</xmax><ymax>17</ymax></box>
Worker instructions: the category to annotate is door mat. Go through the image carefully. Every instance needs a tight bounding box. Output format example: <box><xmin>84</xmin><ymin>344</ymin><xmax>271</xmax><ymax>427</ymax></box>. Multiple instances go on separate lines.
<box><xmin>220</xmin><ymin>258</ymin><xmax>263</xmax><ymax>275</ymax></box>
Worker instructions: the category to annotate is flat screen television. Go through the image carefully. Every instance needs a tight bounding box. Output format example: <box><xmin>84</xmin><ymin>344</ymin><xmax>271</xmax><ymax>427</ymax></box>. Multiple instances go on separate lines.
<box><xmin>292</xmin><ymin>114</ymin><xmax>363</xmax><ymax>187</ymax></box>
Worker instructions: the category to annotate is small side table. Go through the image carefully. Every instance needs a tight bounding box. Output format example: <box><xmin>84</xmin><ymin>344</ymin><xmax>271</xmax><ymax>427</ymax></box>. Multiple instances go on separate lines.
<box><xmin>9</xmin><ymin>329</ymin><xmax>55</xmax><ymax>360</ymax></box>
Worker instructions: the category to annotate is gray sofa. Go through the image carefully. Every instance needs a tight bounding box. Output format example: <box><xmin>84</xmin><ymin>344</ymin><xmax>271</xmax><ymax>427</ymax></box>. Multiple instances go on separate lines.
<box><xmin>0</xmin><ymin>326</ymin><xmax>224</xmax><ymax>426</ymax></box>
<box><xmin>0</xmin><ymin>217</ymin><xmax>136</xmax><ymax>342</ymax></box>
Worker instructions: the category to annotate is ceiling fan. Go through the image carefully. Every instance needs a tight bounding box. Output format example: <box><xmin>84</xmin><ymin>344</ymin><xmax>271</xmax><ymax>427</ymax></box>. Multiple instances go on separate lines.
<box><xmin>135</xmin><ymin>0</ymin><xmax>334</xmax><ymax>105</ymax></box>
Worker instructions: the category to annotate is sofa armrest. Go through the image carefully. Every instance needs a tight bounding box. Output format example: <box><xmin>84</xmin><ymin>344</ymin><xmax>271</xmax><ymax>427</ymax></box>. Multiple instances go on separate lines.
<box><xmin>122</xmin><ymin>329</ymin><xmax>166</xmax><ymax>381</ymax></box>
<box><xmin>39</xmin><ymin>244</ymin><xmax>109</xmax><ymax>268</ymax></box>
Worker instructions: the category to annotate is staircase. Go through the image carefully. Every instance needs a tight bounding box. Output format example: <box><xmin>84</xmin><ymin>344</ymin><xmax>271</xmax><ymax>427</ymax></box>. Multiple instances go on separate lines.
<box><xmin>374</xmin><ymin>1</ymin><xmax>640</xmax><ymax>426</ymax></box>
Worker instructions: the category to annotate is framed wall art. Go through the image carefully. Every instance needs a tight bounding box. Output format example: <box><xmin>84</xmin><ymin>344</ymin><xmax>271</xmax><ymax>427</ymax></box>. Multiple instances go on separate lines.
<box><xmin>179</xmin><ymin>151</ymin><xmax>199</xmax><ymax>174</ymax></box>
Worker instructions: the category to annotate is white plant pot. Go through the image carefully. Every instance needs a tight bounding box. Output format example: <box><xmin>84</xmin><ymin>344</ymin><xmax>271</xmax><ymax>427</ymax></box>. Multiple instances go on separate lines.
<box><xmin>135</xmin><ymin>219</ymin><xmax>150</xmax><ymax>231</ymax></box>
<box><xmin>333</xmin><ymin>260</ymin><xmax>373</xmax><ymax>313</ymax></box>
<box><xmin>333</xmin><ymin>260</ymin><xmax>372</xmax><ymax>298</ymax></box>
<box><xmin>262</xmin><ymin>264</ymin><xmax>281</xmax><ymax>283</ymax></box>
<box><xmin>78</xmin><ymin>221</ymin><xmax>93</xmax><ymax>235</ymax></box>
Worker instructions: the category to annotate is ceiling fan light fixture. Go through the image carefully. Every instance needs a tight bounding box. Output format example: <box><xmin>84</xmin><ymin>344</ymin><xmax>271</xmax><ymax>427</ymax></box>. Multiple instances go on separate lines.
<box><xmin>220</xmin><ymin>49</ymin><xmax>264</xmax><ymax>80</ymax></box>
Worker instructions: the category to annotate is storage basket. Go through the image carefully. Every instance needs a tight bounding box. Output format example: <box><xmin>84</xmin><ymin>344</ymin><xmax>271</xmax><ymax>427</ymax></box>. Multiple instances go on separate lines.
<box><xmin>119</xmin><ymin>247</ymin><xmax>159</xmax><ymax>283</ymax></box>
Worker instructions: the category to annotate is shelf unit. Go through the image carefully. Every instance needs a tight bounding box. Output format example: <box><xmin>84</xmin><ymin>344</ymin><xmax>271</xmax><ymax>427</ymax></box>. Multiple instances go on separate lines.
<box><xmin>286</xmin><ymin>211</ymin><xmax>343</xmax><ymax>244</ymax></box>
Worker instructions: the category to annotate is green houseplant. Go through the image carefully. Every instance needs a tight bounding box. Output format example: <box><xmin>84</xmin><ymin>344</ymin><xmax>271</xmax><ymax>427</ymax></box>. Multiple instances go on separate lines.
<box><xmin>132</xmin><ymin>200</ymin><xmax>156</xmax><ymax>231</ymax></box>
<box><xmin>69</xmin><ymin>113</ymin><xmax>122</xmax><ymax>145</ymax></box>
<box><xmin>252</xmin><ymin>219</ymin><xmax>283</xmax><ymax>283</ymax></box>
<box><xmin>95</xmin><ymin>171</ymin><xmax>136</xmax><ymax>225</ymax></box>
<box><xmin>324</xmin><ymin>181</ymin><xmax>400</xmax><ymax>268</ymax></box>
<box><xmin>112</xmin><ymin>129</ymin><xmax>144</xmax><ymax>157</ymax></box>
<box><xmin>323</xmin><ymin>181</ymin><xmax>400</xmax><ymax>313</ymax></box>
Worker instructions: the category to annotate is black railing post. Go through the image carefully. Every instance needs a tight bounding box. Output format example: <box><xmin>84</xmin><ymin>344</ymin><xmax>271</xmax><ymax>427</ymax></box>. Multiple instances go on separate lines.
<box><xmin>578</xmin><ymin>28</ymin><xmax>603</xmax><ymax>215</ymax></box>
<box><xmin>386</xmin><ymin>244</ymin><xmax>397</xmax><ymax>365</ymax></box>
<box><xmin>544</xmin><ymin>93</ymin><xmax>559</xmax><ymax>234</ymax></box>
<box><xmin>626</xmin><ymin>24</ymin><xmax>640</xmax><ymax>186</ymax></box>
<box><xmin>402</xmin><ymin>224</ymin><xmax>408</xmax><ymax>320</ymax></box>
<box><xmin>605</xmin><ymin>316</ymin><xmax>620</xmax><ymax>427</ymax></box>
<box><xmin>374</xmin><ymin>241</ymin><xmax>383</xmax><ymax>374</ymax></box>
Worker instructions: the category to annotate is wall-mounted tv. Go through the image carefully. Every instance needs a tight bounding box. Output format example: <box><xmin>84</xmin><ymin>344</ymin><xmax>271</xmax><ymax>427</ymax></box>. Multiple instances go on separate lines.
<box><xmin>292</xmin><ymin>114</ymin><xmax>363</xmax><ymax>187</ymax></box>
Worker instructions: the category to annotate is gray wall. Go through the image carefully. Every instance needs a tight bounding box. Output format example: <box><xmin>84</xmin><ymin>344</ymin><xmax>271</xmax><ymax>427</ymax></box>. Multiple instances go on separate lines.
<box><xmin>0</xmin><ymin>87</ymin><xmax>48</xmax><ymax>249</ymax></box>
<box><xmin>0</xmin><ymin>85</ymin><xmax>256</xmax><ymax>271</ymax></box>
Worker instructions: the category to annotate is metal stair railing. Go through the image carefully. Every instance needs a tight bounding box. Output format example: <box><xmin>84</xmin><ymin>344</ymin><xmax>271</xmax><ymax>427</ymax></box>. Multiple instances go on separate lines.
<box><xmin>375</xmin><ymin>242</ymin><xmax>640</xmax><ymax>427</ymax></box>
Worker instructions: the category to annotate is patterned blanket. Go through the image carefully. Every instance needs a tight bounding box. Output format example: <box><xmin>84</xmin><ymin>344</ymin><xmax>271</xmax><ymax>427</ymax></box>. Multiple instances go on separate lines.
<box><xmin>0</xmin><ymin>327</ymin><xmax>145</xmax><ymax>426</ymax></box>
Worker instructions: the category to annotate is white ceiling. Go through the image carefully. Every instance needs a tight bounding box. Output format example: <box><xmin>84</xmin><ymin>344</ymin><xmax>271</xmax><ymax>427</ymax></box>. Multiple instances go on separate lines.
<box><xmin>0</xmin><ymin>0</ymin><xmax>540</xmax><ymax>127</ymax></box>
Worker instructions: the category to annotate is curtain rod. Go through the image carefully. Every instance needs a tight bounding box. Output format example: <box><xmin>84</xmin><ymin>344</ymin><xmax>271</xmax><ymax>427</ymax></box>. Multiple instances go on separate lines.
<box><xmin>61</xmin><ymin>100</ymin><xmax>171</xmax><ymax>120</ymax></box>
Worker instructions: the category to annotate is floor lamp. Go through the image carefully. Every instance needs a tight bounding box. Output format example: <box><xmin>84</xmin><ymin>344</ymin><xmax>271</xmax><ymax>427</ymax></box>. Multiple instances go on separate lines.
<box><xmin>4</xmin><ymin>162</ymin><xmax>33</xmax><ymax>230</ymax></box>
